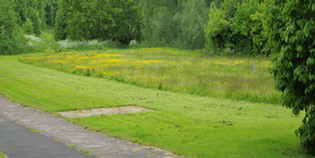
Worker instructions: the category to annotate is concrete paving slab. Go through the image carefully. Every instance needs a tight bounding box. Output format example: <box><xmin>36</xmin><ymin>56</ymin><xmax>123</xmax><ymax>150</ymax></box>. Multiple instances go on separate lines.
<box><xmin>59</xmin><ymin>106</ymin><xmax>154</xmax><ymax>118</ymax></box>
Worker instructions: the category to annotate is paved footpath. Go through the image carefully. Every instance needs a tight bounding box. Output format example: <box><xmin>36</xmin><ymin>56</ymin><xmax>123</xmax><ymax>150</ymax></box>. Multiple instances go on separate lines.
<box><xmin>0</xmin><ymin>116</ymin><xmax>91</xmax><ymax>158</ymax></box>
<box><xmin>0</xmin><ymin>96</ymin><xmax>176</xmax><ymax>158</ymax></box>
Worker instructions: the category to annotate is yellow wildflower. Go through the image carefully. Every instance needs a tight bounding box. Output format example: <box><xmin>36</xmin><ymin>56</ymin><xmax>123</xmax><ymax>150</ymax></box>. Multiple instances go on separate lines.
<box><xmin>104</xmin><ymin>59</ymin><xmax>124</xmax><ymax>63</ymax></box>
<box><xmin>49</xmin><ymin>60</ymin><xmax>68</xmax><ymax>63</ymax></box>
<box><xmin>45</xmin><ymin>50</ymin><xmax>55</xmax><ymax>53</ymax></box>
<box><xmin>138</xmin><ymin>60</ymin><xmax>163</xmax><ymax>64</ymax></box>
<box><xmin>96</xmin><ymin>54</ymin><xmax>122</xmax><ymax>57</ymax></box>
<box><xmin>75</xmin><ymin>65</ymin><xmax>90</xmax><ymax>69</ymax></box>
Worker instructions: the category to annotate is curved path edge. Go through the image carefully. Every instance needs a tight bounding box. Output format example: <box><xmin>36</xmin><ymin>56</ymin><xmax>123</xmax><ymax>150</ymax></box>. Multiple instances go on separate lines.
<box><xmin>0</xmin><ymin>96</ymin><xmax>177</xmax><ymax>158</ymax></box>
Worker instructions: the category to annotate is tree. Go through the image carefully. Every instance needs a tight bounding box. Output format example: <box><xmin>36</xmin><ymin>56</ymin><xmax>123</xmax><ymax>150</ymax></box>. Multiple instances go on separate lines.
<box><xmin>13</xmin><ymin>0</ymin><xmax>28</xmax><ymax>25</ymax></box>
<box><xmin>28</xmin><ymin>8</ymin><xmax>41</xmax><ymax>35</ymax></box>
<box><xmin>55</xmin><ymin>0</ymin><xmax>69</xmax><ymax>40</ymax></box>
<box><xmin>265</xmin><ymin>0</ymin><xmax>315</xmax><ymax>152</ymax></box>
<box><xmin>37</xmin><ymin>0</ymin><xmax>47</xmax><ymax>29</ymax></box>
<box><xmin>45</xmin><ymin>0</ymin><xmax>59</xmax><ymax>28</ymax></box>
<box><xmin>204</xmin><ymin>0</ymin><xmax>267</xmax><ymax>55</ymax></box>
<box><xmin>13</xmin><ymin>0</ymin><xmax>42</xmax><ymax>35</ymax></box>
<box><xmin>108</xmin><ymin>0</ymin><xmax>142</xmax><ymax>44</ymax></box>
<box><xmin>140</xmin><ymin>0</ymin><xmax>182</xmax><ymax>46</ymax></box>
<box><xmin>55</xmin><ymin>0</ymin><xmax>141</xmax><ymax>44</ymax></box>
<box><xmin>205</xmin><ymin>0</ymin><xmax>239</xmax><ymax>53</ymax></box>
<box><xmin>140</xmin><ymin>0</ymin><xmax>209</xmax><ymax>49</ymax></box>
<box><xmin>0</xmin><ymin>0</ymin><xmax>24</xmax><ymax>55</ymax></box>
<box><xmin>175</xmin><ymin>0</ymin><xmax>208</xmax><ymax>49</ymax></box>
<box><xmin>23</xmin><ymin>18</ymin><xmax>34</xmax><ymax>34</ymax></box>
<box><xmin>204</xmin><ymin>2</ymin><xmax>230</xmax><ymax>52</ymax></box>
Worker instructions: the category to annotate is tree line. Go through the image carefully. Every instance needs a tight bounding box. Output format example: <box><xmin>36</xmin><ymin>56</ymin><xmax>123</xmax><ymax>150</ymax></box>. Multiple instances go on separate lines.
<box><xmin>0</xmin><ymin>0</ymin><xmax>58</xmax><ymax>54</ymax></box>
<box><xmin>0</xmin><ymin>0</ymin><xmax>297</xmax><ymax>55</ymax></box>
<box><xmin>1</xmin><ymin>0</ymin><xmax>221</xmax><ymax>53</ymax></box>
<box><xmin>54</xmin><ymin>0</ymin><xmax>218</xmax><ymax>48</ymax></box>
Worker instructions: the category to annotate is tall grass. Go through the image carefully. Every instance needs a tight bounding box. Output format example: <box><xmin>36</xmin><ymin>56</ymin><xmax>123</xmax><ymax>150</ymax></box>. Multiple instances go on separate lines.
<box><xmin>20</xmin><ymin>48</ymin><xmax>281</xmax><ymax>104</ymax></box>
<box><xmin>8</xmin><ymin>30</ymin><xmax>60</xmax><ymax>54</ymax></box>
<box><xmin>3</xmin><ymin>30</ymin><xmax>120</xmax><ymax>55</ymax></box>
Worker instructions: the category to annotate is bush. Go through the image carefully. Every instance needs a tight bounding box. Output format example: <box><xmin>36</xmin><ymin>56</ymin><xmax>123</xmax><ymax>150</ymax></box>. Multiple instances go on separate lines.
<box><xmin>229</xmin><ymin>0</ymin><xmax>262</xmax><ymax>54</ymax></box>
<box><xmin>55</xmin><ymin>0</ymin><xmax>141</xmax><ymax>45</ymax></box>
<box><xmin>174</xmin><ymin>0</ymin><xmax>208</xmax><ymax>49</ymax></box>
<box><xmin>140</xmin><ymin>1</ymin><xmax>179</xmax><ymax>46</ymax></box>
<box><xmin>141</xmin><ymin>0</ymin><xmax>209</xmax><ymax>50</ymax></box>
<box><xmin>204</xmin><ymin>3</ymin><xmax>230</xmax><ymax>53</ymax></box>
<box><xmin>265</xmin><ymin>0</ymin><xmax>315</xmax><ymax>152</ymax></box>
<box><xmin>28</xmin><ymin>8</ymin><xmax>41</xmax><ymax>36</ymax></box>
<box><xmin>54</xmin><ymin>0</ymin><xmax>68</xmax><ymax>41</ymax></box>
<box><xmin>0</xmin><ymin>1</ymin><xmax>25</xmax><ymax>55</ymax></box>
<box><xmin>23</xmin><ymin>18</ymin><xmax>34</xmax><ymax>34</ymax></box>
<box><xmin>205</xmin><ymin>0</ymin><xmax>267</xmax><ymax>55</ymax></box>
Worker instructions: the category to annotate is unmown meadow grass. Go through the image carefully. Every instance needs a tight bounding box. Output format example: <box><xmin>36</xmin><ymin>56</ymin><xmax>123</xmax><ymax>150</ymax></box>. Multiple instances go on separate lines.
<box><xmin>20</xmin><ymin>48</ymin><xmax>280</xmax><ymax>104</ymax></box>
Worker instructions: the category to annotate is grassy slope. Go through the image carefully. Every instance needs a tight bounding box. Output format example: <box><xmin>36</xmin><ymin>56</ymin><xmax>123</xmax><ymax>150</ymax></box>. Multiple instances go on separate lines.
<box><xmin>0</xmin><ymin>152</ymin><xmax>6</xmax><ymax>158</ymax></box>
<box><xmin>0</xmin><ymin>56</ymin><xmax>310</xmax><ymax>158</ymax></box>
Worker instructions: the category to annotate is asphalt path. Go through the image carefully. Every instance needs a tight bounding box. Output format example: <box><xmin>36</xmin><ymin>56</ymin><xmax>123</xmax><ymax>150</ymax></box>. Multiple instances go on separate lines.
<box><xmin>0</xmin><ymin>96</ymin><xmax>175</xmax><ymax>158</ymax></box>
<box><xmin>0</xmin><ymin>116</ymin><xmax>91</xmax><ymax>158</ymax></box>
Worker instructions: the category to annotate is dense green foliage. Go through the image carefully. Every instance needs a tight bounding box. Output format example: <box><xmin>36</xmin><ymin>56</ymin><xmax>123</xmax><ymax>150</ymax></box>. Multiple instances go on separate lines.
<box><xmin>23</xmin><ymin>18</ymin><xmax>35</xmax><ymax>34</ymax></box>
<box><xmin>176</xmin><ymin>0</ymin><xmax>208</xmax><ymax>49</ymax></box>
<box><xmin>14</xmin><ymin>0</ymin><xmax>42</xmax><ymax>35</ymax></box>
<box><xmin>0</xmin><ymin>0</ymin><xmax>226</xmax><ymax>50</ymax></box>
<box><xmin>265</xmin><ymin>0</ymin><xmax>315</xmax><ymax>152</ymax></box>
<box><xmin>0</xmin><ymin>1</ymin><xmax>24</xmax><ymax>55</ymax></box>
<box><xmin>0</xmin><ymin>0</ymin><xmax>62</xmax><ymax>55</ymax></box>
<box><xmin>28</xmin><ymin>8</ymin><xmax>41</xmax><ymax>35</ymax></box>
<box><xmin>14</xmin><ymin>0</ymin><xmax>60</xmax><ymax>31</ymax></box>
<box><xmin>205</xmin><ymin>0</ymin><xmax>267</xmax><ymax>55</ymax></box>
<box><xmin>54</xmin><ymin>0</ymin><xmax>68</xmax><ymax>41</ymax></box>
<box><xmin>54</xmin><ymin>0</ymin><xmax>214</xmax><ymax>48</ymax></box>
<box><xmin>140</xmin><ymin>0</ymin><xmax>210</xmax><ymax>49</ymax></box>
<box><xmin>55</xmin><ymin>0</ymin><xmax>142</xmax><ymax>44</ymax></box>
<box><xmin>45</xmin><ymin>0</ymin><xmax>59</xmax><ymax>28</ymax></box>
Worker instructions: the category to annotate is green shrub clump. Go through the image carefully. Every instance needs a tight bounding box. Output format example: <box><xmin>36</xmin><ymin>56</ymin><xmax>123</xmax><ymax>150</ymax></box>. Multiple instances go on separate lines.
<box><xmin>141</xmin><ymin>0</ymin><xmax>209</xmax><ymax>49</ymax></box>
<box><xmin>0</xmin><ymin>0</ymin><xmax>24</xmax><ymax>55</ymax></box>
<box><xmin>205</xmin><ymin>0</ymin><xmax>267</xmax><ymax>55</ymax></box>
<box><xmin>23</xmin><ymin>18</ymin><xmax>35</xmax><ymax>34</ymax></box>
<box><xmin>265</xmin><ymin>0</ymin><xmax>315</xmax><ymax>152</ymax></box>
<box><xmin>55</xmin><ymin>0</ymin><xmax>142</xmax><ymax>45</ymax></box>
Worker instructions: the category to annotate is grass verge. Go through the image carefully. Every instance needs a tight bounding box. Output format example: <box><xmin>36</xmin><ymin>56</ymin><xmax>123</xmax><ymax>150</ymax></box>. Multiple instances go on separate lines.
<box><xmin>0</xmin><ymin>152</ymin><xmax>7</xmax><ymax>158</ymax></box>
<box><xmin>0</xmin><ymin>55</ymin><xmax>310</xmax><ymax>158</ymax></box>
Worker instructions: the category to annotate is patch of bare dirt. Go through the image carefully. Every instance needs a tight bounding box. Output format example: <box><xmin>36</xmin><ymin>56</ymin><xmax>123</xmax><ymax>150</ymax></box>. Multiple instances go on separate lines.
<box><xmin>59</xmin><ymin>106</ymin><xmax>154</xmax><ymax>118</ymax></box>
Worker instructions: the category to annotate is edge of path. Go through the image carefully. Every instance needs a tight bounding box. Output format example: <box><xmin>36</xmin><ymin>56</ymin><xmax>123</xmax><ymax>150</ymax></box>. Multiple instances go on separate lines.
<box><xmin>0</xmin><ymin>95</ymin><xmax>177</xmax><ymax>158</ymax></box>
<box><xmin>0</xmin><ymin>116</ymin><xmax>91</xmax><ymax>158</ymax></box>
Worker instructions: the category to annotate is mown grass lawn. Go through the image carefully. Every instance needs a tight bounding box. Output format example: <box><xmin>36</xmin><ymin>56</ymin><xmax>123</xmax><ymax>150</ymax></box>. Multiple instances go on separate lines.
<box><xmin>0</xmin><ymin>53</ymin><xmax>311</xmax><ymax>158</ymax></box>
<box><xmin>0</xmin><ymin>152</ymin><xmax>6</xmax><ymax>158</ymax></box>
